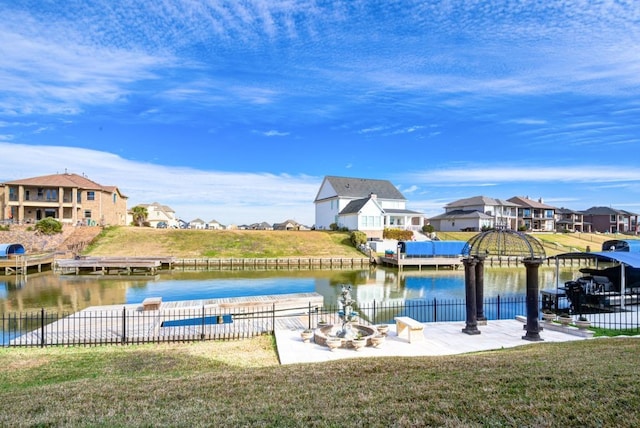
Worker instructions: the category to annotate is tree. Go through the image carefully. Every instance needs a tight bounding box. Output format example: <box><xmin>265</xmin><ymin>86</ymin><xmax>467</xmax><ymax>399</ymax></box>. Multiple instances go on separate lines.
<box><xmin>35</xmin><ymin>218</ymin><xmax>62</xmax><ymax>235</ymax></box>
<box><xmin>131</xmin><ymin>206</ymin><xmax>148</xmax><ymax>227</ymax></box>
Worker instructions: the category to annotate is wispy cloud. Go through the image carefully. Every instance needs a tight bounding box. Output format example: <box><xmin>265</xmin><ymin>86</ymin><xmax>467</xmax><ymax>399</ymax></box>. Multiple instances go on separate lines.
<box><xmin>261</xmin><ymin>130</ymin><xmax>290</xmax><ymax>137</ymax></box>
<box><xmin>0</xmin><ymin>143</ymin><xmax>319</xmax><ymax>225</ymax></box>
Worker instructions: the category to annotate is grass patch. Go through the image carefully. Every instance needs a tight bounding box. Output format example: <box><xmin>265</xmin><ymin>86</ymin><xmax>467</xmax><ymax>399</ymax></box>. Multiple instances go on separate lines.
<box><xmin>1</xmin><ymin>337</ymin><xmax>640</xmax><ymax>426</ymax></box>
<box><xmin>83</xmin><ymin>228</ymin><xmax>363</xmax><ymax>258</ymax></box>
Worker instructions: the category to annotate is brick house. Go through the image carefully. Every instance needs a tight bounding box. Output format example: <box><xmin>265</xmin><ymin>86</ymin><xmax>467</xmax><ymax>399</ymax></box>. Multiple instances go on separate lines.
<box><xmin>0</xmin><ymin>172</ymin><xmax>128</xmax><ymax>226</ymax></box>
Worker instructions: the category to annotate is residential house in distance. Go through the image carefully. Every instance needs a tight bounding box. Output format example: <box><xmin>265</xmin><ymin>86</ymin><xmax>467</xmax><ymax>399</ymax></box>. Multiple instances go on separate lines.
<box><xmin>429</xmin><ymin>196</ymin><xmax>519</xmax><ymax>232</ymax></box>
<box><xmin>314</xmin><ymin>176</ymin><xmax>425</xmax><ymax>238</ymax></box>
<box><xmin>582</xmin><ymin>207</ymin><xmax>638</xmax><ymax>234</ymax></box>
<box><xmin>130</xmin><ymin>202</ymin><xmax>178</xmax><ymax>228</ymax></box>
<box><xmin>207</xmin><ymin>219</ymin><xmax>224</xmax><ymax>230</ymax></box>
<box><xmin>508</xmin><ymin>196</ymin><xmax>556</xmax><ymax>232</ymax></box>
<box><xmin>189</xmin><ymin>218</ymin><xmax>206</xmax><ymax>229</ymax></box>
<box><xmin>0</xmin><ymin>172</ymin><xmax>127</xmax><ymax>226</ymax></box>
<box><xmin>555</xmin><ymin>207</ymin><xmax>589</xmax><ymax>233</ymax></box>
<box><xmin>273</xmin><ymin>220</ymin><xmax>304</xmax><ymax>230</ymax></box>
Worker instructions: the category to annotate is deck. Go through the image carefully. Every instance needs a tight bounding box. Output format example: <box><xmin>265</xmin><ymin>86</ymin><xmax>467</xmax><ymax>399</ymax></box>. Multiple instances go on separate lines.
<box><xmin>379</xmin><ymin>255</ymin><xmax>462</xmax><ymax>271</ymax></box>
<box><xmin>54</xmin><ymin>256</ymin><xmax>175</xmax><ymax>275</ymax></box>
<box><xmin>9</xmin><ymin>292</ymin><xmax>324</xmax><ymax>346</ymax></box>
<box><xmin>0</xmin><ymin>253</ymin><xmax>56</xmax><ymax>275</ymax></box>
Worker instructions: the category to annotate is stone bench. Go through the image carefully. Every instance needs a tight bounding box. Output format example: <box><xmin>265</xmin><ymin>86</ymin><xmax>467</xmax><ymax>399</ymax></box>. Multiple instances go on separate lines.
<box><xmin>394</xmin><ymin>316</ymin><xmax>425</xmax><ymax>343</ymax></box>
<box><xmin>142</xmin><ymin>297</ymin><xmax>162</xmax><ymax>311</ymax></box>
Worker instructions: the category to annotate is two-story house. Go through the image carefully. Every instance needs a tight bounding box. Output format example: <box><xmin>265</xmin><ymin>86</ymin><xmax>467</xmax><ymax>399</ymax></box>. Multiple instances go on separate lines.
<box><xmin>429</xmin><ymin>196</ymin><xmax>519</xmax><ymax>232</ymax></box>
<box><xmin>554</xmin><ymin>207</ymin><xmax>589</xmax><ymax>233</ymax></box>
<box><xmin>508</xmin><ymin>196</ymin><xmax>556</xmax><ymax>231</ymax></box>
<box><xmin>582</xmin><ymin>207</ymin><xmax>638</xmax><ymax>234</ymax></box>
<box><xmin>130</xmin><ymin>202</ymin><xmax>178</xmax><ymax>228</ymax></box>
<box><xmin>0</xmin><ymin>172</ymin><xmax>127</xmax><ymax>226</ymax></box>
<box><xmin>314</xmin><ymin>176</ymin><xmax>424</xmax><ymax>238</ymax></box>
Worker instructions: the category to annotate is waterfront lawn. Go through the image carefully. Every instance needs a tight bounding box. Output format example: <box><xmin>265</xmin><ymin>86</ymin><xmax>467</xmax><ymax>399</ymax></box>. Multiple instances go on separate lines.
<box><xmin>84</xmin><ymin>228</ymin><xmax>364</xmax><ymax>258</ymax></box>
<box><xmin>1</xmin><ymin>337</ymin><xmax>640</xmax><ymax>427</ymax></box>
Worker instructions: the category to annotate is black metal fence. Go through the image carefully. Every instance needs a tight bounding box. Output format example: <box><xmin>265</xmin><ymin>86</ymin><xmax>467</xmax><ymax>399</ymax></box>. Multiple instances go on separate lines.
<box><xmin>2</xmin><ymin>296</ymin><xmax>639</xmax><ymax>347</ymax></box>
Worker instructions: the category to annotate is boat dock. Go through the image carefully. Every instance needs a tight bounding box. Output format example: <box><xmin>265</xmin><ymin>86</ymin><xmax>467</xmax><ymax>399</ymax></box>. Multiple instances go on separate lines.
<box><xmin>9</xmin><ymin>292</ymin><xmax>324</xmax><ymax>346</ymax></box>
<box><xmin>379</xmin><ymin>255</ymin><xmax>463</xmax><ymax>271</ymax></box>
<box><xmin>54</xmin><ymin>256</ymin><xmax>176</xmax><ymax>275</ymax></box>
<box><xmin>0</xmin><ymin>253</ymin><xmax>56</xmax><ymax>275</ymax></box>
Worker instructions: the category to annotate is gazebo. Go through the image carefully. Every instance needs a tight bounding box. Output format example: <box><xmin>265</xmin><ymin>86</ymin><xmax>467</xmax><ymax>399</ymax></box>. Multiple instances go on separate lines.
<box><xmin>461</xmin><ymin>229</ymin><xmax>546</xmax><ymax>341</ymax></box>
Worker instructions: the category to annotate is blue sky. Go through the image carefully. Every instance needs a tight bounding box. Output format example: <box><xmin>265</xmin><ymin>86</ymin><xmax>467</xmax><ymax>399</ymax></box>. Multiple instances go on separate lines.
<box><xmin>1</xmin><ymin>1</ymin><xmax>640</xmax><ymax>226</ymax></box>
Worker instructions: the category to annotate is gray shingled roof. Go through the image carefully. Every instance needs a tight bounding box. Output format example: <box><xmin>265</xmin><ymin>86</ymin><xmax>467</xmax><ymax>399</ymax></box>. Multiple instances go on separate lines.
<box><xmin>430</xmin><ymin>209</ymin><xmax>493</xmax><ymax>220</ymax></box>
<box><xmin>318</xmin><ymin>176</ymin><xmax>406</xmax><ymax>201</ymax></box>
<box><xmin>445</xmin><ymin>195</ymin><xmax>519</xmax><ymax>208</ymax></box>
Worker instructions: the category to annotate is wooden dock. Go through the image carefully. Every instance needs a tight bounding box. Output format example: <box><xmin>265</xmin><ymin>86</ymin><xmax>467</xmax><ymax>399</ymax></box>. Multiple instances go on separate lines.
<box><xmin>0</xmin><ymin>253</ymin><xmax>56</xmax><ymax>275</ymax></box>
<box><xmin>10</xmin><ymin>292</ymin><xmax>324</xmax><ymax>346</ymax></box>
<box><xmin>380</xmin><ymin>256</ymin><xmax>463</xmax><ymax>271</ymax></box>
<box><xmin>54</xmin><ymin>256</ymin><xmax>175</xmax><ymax>275</ymax></box>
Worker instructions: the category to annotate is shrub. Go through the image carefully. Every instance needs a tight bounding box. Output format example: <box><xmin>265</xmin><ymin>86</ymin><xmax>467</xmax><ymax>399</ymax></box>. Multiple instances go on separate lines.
<box><xmin>0</xmin><ymin>224</ymin><xmax>9</xmax><ymax>232</ymax></box>
<box><xmin>422</xmin><ymin>224</ymin><xmax>434</xmax><ymax>234</ymax></box>
<box><xmin>383</xmin><ymin>228</ymin><xmax>413</xmax><ymax>241</ymax></box>
<box><xmin>35</xmin><ymin>218</ymin><xmax>63</xmax><ymax>235</ymax></box>
<box><xmin>329</xmin><ymin>223</ymin><xmax>338</xmax><ymax>231</ymax></box>
<box><xmin>350</xmin><ymin>231</ymin><xmax>367</xmax><ymax>247</ymax></box>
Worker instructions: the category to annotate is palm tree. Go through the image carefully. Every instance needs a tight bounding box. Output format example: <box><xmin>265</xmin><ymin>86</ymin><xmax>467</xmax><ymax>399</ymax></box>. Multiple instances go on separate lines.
<box><xmin>131</xmin><ymin>206</ymin><xmax>148</xmax><ymax>227</ymax></box>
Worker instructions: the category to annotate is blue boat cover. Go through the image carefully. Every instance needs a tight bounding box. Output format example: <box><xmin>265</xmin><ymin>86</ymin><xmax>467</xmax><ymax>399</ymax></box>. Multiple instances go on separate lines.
<box><xmin>399</xmin><ymin>241</ymin><xmax>467</xmax><ymax>257</ymax></box>
<box><xmin>0</xmin><ymin>243</ymin><xmax>25</xmax><ymax>257</ymax></box>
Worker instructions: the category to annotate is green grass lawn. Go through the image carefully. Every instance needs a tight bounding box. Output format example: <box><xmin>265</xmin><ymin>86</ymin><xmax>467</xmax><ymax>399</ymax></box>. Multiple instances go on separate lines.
<box><xmin>1</xmin><ymin>336</ymin><xmax>640</xmax><ymax>427</ymax></box>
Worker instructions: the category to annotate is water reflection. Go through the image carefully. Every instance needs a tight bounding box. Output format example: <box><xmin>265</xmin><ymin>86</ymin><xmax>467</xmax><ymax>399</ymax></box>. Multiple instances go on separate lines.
<box><xmin>0</xmin><ymin>266</ymin><xmax>579</xmax><ymax>313</ymax></box>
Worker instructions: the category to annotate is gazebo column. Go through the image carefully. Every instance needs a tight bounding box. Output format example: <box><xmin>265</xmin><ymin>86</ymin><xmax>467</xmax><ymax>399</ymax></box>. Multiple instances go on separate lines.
<box><xmin>462</xmin><ymin>257</ymin><xmax>480</xmax><ymax>335</ymax></box>
<box><xmin>522</xmin><ymin>257</ymin><xmax>544</xmax><ymax>341</ymax></box>
<box><xmin>475</xmin><ymin>256</ymin><xmax>487</xmax><ymax>324</ymax></box>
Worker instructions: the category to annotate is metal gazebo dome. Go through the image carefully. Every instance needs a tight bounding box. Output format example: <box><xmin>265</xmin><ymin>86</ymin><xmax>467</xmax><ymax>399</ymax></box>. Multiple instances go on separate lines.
<box><xmin>462</xmin><ymin>229</ymin><xmax>546</xmax><ymax>259</ymax></box>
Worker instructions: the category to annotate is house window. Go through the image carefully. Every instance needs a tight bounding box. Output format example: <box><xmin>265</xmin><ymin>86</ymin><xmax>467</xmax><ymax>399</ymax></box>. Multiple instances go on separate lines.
<box><xmin>9</xmin><ymin>187</ymin><xmax>17</xmax><ymax>201</ymax></box>
<box><xmin>46</xmin><ymin>189</ymin><xmax>58</xmax><ymax>201</ymax></box>
<box><xmin>113</xmin><ymin>193</ymin><xmax>117</xmax><ymax>203</ymax></box>
<box><xmin>84</xmin><ymin>210</ymin><xmax>92</xmax><ymax>219</ymax></box>
<box><xmin>77</xmin><ymin>191</ymin><xmax>82</xmax><ymax>203</ymax></box>
<box><xmin>87</xmin><ymin>191</ymin><xmax>95</xmax><ymax>201</ymax></box>
<box><xmin>523</xmin><ymin>209</ymin><xmax>531</xmax><ymax>217</ymax></box>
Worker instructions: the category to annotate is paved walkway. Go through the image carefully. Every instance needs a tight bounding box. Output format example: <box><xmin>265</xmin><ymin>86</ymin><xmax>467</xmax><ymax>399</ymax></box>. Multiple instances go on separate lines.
<box><xmin>275</xmin><ymin>318</ymin><xmax>591</xmax><ymax>365</ymax></box>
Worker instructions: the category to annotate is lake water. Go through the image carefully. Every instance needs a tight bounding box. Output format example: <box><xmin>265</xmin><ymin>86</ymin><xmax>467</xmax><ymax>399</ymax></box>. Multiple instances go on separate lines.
<box><xmin>0</xmin><ymin>265</ymin><xmax>577</xmax><ymax>314</ymax></box>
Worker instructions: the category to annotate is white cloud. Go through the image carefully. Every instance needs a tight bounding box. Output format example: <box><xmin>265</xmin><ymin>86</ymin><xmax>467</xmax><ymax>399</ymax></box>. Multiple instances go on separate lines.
<box><xmin>0</xmin><ymin>143</ymin><xmax>319</xmax><ymax>226</ymax></box>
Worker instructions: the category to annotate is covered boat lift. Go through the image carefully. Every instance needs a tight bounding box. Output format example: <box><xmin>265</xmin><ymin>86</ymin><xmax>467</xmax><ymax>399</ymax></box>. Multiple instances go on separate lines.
<box><xmin>548</xmin><ymin>251</ymin><xmax>640</xmax><ymax>312</ymax></box>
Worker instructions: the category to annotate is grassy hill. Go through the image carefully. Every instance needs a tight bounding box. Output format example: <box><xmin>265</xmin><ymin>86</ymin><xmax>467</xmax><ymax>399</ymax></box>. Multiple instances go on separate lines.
<box><xmin>83</xmin><ymin>228</ymin><xmax>364</xmax><ymax>258</ymax></box>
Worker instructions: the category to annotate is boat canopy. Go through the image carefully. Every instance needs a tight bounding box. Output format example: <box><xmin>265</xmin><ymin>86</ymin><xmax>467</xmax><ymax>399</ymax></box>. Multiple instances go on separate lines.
<box><xmin>602</xmin><ymin>239</ymin><xmax>640</xmax><ymax>253</ymax></box>
<box><xmin>0</xmin><ymin>243</ymin><xmax>25</xmax><ymax>258</ymax></box>
<box><xmin>398</xmin><ymin>241</ymin><xmax>468</xmax><ymax>257</ymax></box>
<box><xmin>550</xmin><ymin>251</ymin><xmax>640</xmax><ymax>269</ymax></box>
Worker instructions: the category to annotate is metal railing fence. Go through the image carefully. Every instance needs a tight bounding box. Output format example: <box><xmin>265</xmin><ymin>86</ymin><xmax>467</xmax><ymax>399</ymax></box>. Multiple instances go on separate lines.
<box><xmin>2</xmin><ymin>296</ymin><xmax>639</xmax><ymax>348</ymax></box>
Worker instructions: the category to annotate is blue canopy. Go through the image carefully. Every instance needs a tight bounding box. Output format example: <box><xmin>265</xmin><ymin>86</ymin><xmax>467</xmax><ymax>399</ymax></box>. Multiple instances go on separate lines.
<box><xmin>550</xmin><ymin>251</ymin><xmax>640</xmax><ymax>269</ymax></box>
<box><xmin>0</xmin><ymin>243</ymin><xmax>25</xmax><ymax>257</ymax></box>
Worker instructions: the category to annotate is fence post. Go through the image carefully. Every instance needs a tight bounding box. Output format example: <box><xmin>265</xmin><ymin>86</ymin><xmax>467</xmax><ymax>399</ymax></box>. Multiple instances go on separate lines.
<box><xmin>272</xmin><ymin>303</ymin><xmax>275</xmax><ymax>334</ymax></box>
<box><xmin>373</xmin><ymin>300</ymin><xmax>376</xmax><ymax>325</ymax></box>
<box><xmin>201</xmin><ymin>305</ymin><xmax>206</xmax><ymax>340</ymax></box>
<box><xmin>433</xmin><ymin>298</ymin><xmax>437</xmax><ymax>322</ymax></box>
<box><xmin>308</xmin><ymin>302</ymin><xmax>312</xmax><ymax>329</ymax></box>
<box><xmin>496</xmin><ymin>295</ymin><xmax>501</xmax><ymax>319</ymax></box>
<box><xmin>121</xmin><ymin>307</ymin><xmax>126</xmax><ymax>345</ymax></box>
<box><xmin>40</xmin><ymin>308</ymin><xmax>45</xmax><ymax>348</ymax></box>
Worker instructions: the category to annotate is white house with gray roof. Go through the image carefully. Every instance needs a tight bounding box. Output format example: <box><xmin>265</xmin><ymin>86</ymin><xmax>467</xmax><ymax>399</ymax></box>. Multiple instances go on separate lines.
<box><xmin>430</xmin><ymin>196</ymin><xmax>520</xmax><ymax>232</ymax></box>
<box><xmin>314</xmin><ymin>176</ymin><xmax>424</xmax><ymax>237</ymax></box>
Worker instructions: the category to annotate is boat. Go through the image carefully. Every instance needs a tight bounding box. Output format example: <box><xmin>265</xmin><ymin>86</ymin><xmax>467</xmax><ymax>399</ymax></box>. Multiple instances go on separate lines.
<box><xmin>548</xmin><ymin>250</ymin><xmax>640</xmax><ymax>312</ymax></box>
